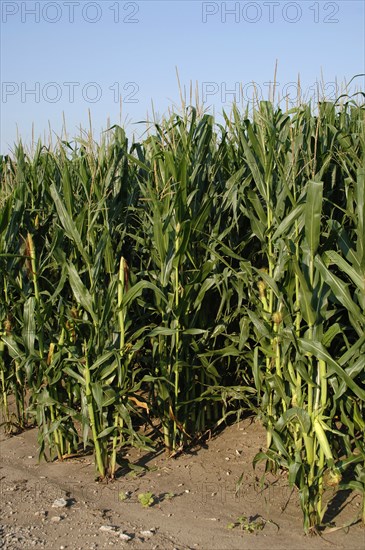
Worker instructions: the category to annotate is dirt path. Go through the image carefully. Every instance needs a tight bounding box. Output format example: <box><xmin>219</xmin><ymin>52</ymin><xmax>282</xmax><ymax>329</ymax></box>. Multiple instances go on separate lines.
<box><xmin>1</xmin><ymin>418</ymin><xmax>364</xmax><ymax>550</ymax></box>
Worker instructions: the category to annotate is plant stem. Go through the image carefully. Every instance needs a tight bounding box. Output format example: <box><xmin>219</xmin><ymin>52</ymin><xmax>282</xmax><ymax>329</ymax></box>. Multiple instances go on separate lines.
<box><xmin>0</xmin><ymin>337</ymin><xmax>9</xmax><ymax>423</ymax></box>
<box><xmin>83</xmin><ymin>341</ymin><xmax>105</xmax><ymax>479</ymax></box>
<box><xmin>27</xmin><ymin>233</ymin><xmax>44</xmax><ymax>358</ymax></box>
<box><xmin>173</xmin><ymin>223</ymin><xmax>180</xmax><ymax>450</ymax></box>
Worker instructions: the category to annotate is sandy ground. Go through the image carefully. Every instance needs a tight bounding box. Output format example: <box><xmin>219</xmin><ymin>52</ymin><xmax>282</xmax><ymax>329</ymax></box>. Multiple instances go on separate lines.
<box><xmin>0</xmin><ymin>416</ymin><xmax>364</xmax><ymax>550</ymax></box>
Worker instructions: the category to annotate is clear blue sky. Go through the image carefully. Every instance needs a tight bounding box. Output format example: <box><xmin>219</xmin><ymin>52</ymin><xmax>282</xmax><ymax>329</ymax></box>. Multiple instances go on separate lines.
<box><xmin>1</xmin><ymin>0</ymin><xmax>364</xmax><ymax>152</ymax></box>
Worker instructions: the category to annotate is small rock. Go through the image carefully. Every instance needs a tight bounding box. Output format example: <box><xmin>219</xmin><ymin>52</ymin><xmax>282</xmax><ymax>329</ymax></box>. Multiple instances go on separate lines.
<box><xmin>119</xmin><ymin>533</ymin><xmax>132</xmax><ymax>542</ymax></box>
<box><xmin>52</xmin><ymin>498</ymin><xmax>68</xmax><ymax>508</ymax></box>
<box><xmin>99</xmin><ymin>525</ymin><xmax>119</xmax><ymax>535</ymax></box>
<box><xmin>140</xmin><ymin>530</ymin><xmax>154</xmax><ymax>537</ymax></box>
<box><xmin>51</xmin><ymin>515</ymin><xmax>63</xmax><ymax>523</ymax></box>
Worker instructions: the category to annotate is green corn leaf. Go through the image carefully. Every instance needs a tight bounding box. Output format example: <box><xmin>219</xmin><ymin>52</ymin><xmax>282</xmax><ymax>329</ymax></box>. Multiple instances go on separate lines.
<box><xmin>141</xmin><ymin>374</ymin><xmax>174</xmax><ymax>388</ymax></box>
<box><xmin>305</xmin><ymin>180</ymin><xmax>323</xmax><ymax>256</ymax></box>
<box><xmin>252</xmin><ymin>346</ymin><xmax>261</xmax><ymax>393</ymax></box>
<box><xmin>252</xmin><ymin>268</ymin><xmax>281</xmax><ymax>300</ymax></box>
<box><xmin>321</xmin><ymin>323</ymin><xmax>342</xmax><ymax>347</ymax></box>
<box><xmin>148</xmin><ymin>327</ymin><xmax>177</xmax><ymax>337</ymax></box>
<box><xmin>288</xmin><ymin>460</ymin><xmax>302</xmax><ymax>487</ymax></box>
<box><xmin>50</xmin><ymin>183</ymin><xmax>90</xmax><ymax>265</ymax></box>
<box><xmin>323</xmin><ymin>250</ymin><xmax>364</xmax><ymax>291</ymax></box>
<box><xmin>1</xmin><ymin>335</ymin><xmax>23</xmax><ymax>360</ymax></box>
<box><xmin>272</xmin><ymin>431</ymin><xmax>290</xmax><ymax>459</ymax></box>
<box><xmin>356</xmin><ymin>168</ymin><xmax>365</xmax><ymax>267</ymax></box>
<box><xmin>63</xmin><ymin>365</ymin><xmax>86</xmax><ymax>386</ymax></box>
<box><xmin>122</xmin><ymin>281</ymin><xmax>167</xmax><ymax>310</ymax></box>
<box><xmin>60</xmin><ymin>160</ymin><xmax>74</xmax><ymax>214</ymax></box>
<box><xmin>315</xmin><ymin>255</ymin><xmax>363</xmax><ymax>331</ymax></box>
<box><xmin>182</xmin><ymin>328</ymin><xmax>207</xmax><ymax>335</ymax></box>
<box><xmin>97</xmin><ymin>426</ymin><xmax>116</xmax><ymax>440</ymax></box>
<box><xmin>353</xmin><ymin>402</ymin><xmax>365</xmax><ymax>431</ymax></box>
<box><xmin>246</xmin><ymin>189</ymin><xmax>267</xmax><ymax>227</ymax></box>
<box><xmin>239</xmin><ymin>129</ymin><xmax>267</xmax><ymax>201</ymax></box>
<box><xmin>275</xmin><ymin>407</ymin><xmax>311</xmax><ymax>434</ymax></box>
<box><xmin>247</xmin><ymin>310</ymin><xmax>272</xmax><ymax>339</ymax></box>
<box><xmin>313</xmin><ymin>418</ymin><xmax>333</xmax><ymax>462</ymax></box>
<box><xmin>292</xmin><ymin>260</ymin><xmax>316</xmax><ymax>326</ymax></box>
<box><xmin>22</xmin><ymin>297</ymin><xmax>35</xmax><ymax>356</ymax></box>
<box><xmin>338</xmin><ymin>333</ymin><xmax>365</xmax><ymax>366</ymax></box>
<box><xmin>89</xmin><ymin>351</ymin><xmax>115</xmax><ymax>371</ymax></box>
<box><xmin>153</xmin><ymin>209</ymin><xmax>166</xmax><ymax>264</ymax></box>
<box><xmin>334</xmin><ymin>354</ymin><xmax>365</xmax><ymax>399</ymax></box>
<box><xmin>272</xmin><ymin>203</ymin><xmax>305</xmax><ymax>241</ymax></box>
<box><xmin>174</xmin><ymin>220</ymin><xmax>191</xmax><ymax>263</ymax></box>
<box><xmin>298</xmin><ymin>338</ymin><xmax>365</xmax><ymax>401</ymax></box>
<box><xmin>336</xmin><ymin>226</ymin><xmax>361</xmax><ymax>269</ymax></box>
<box><xmin>0</xmin><ymin>197</ymin><xmax>12</xmax><ymax>235</ymax></box>
<box><xmin>345</xmin><ymin>354</ymin><xmax>365</xmax><ymax>379</ymax></box>
<box><xmin>67</xmin><ymin>262</ymin><xmax>97</xmax><ymax>325</ymax></box>
<box><xmin>91</xmin><ymin>382</ymin><xmax>103</xmax><ymax>411</ymax></box>
<box><xmin>99</xmin><ymin>362</ymin><xmax>119</xmax><ymax>382</ymax></box>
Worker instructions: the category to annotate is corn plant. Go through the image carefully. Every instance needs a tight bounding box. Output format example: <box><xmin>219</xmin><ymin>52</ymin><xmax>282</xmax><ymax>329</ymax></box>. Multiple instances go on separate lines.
<box><xmin>0</xmin><ymin>96</ymin><xmax>364</xmax><ymax>529</ymax></box>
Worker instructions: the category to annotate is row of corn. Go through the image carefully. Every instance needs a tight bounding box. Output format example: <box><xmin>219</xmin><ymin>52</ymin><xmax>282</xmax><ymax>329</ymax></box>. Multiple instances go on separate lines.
<box><xmin>0</xmin><ymin>100</ymin><xmax>364</xmax><ymax>532</ymax></box>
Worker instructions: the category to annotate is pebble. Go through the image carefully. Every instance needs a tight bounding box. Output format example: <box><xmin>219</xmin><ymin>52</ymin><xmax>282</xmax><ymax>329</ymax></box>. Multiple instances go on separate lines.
<box><xmin>51</xmin><ymin>516</ymin><xmax>63</xmax><ymax>523</ymax></box>
<box><xmin>119</xmin><ymin>533</ymin><xmax>132</xmax><ymax>541</ymax></box>
<box><xmin>52</xmin><ymin>498</ymin><xmax>68</xmax><ymax>508</ymax></box>
<box><xmin>99</xmin><ymin>525</ymin><xmax>119</xmax><ymax>535</ymax></box>
<box><xmin>140</xmin><ymin>530</ymin><xmax>154</xmax><ymax>537</ymax></box>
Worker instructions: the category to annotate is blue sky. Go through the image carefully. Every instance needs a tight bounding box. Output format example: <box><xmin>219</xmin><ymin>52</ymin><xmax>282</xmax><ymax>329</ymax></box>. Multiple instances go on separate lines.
<box><xmin>1</xmin><ymin>0</ymin><xmax>364</xmax><ymax>152</ymax></box>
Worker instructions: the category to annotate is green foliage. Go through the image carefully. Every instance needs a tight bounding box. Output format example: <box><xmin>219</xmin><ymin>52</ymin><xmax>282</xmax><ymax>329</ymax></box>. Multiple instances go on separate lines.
<box><xmin>138</xmin><ymin>492</ymin><xmax>155</xmax><ymax>508</ymax></box>
<box><xmin>1</xmin><ymin>97</ymin><xmax>364</xmax><ymax>531</ymax></box>
<box><xmin>227</xmin><ymin>515</ymin><xmax>268</xmax><ymax>532</ymax></box>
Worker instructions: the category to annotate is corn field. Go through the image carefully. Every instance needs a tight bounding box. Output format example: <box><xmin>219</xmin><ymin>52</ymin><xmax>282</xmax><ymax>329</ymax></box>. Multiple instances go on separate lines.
<box><xmin>0</xmin><ymin>98</ymin><xmax>364</xmax><ymax>533</ymax></box>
